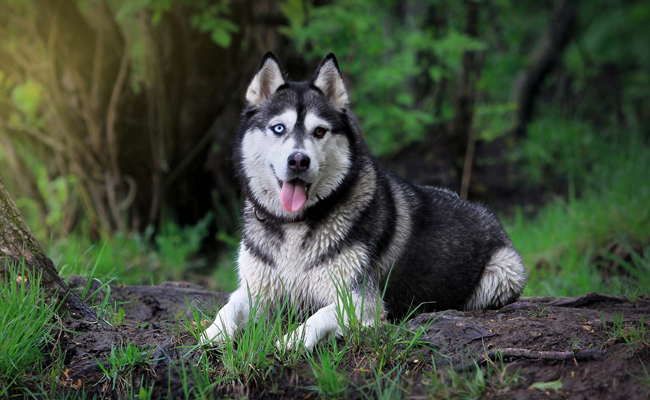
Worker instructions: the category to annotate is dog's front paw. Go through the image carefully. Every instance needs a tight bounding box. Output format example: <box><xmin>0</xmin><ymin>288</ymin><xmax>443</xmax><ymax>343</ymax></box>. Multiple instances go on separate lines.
<box><xmin>200</xmin><ymin>321</ymin><xmax>236</xmax><ymax>347</ymax></box>
<box><xmin>279</xmin><ymin>324</ymin><xmax>319</xmax><ymax>352</ymax></box>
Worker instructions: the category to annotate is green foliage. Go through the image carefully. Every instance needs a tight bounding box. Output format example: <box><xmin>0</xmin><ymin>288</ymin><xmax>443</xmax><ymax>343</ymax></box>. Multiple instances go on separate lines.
<box><xmin>571</xmin><ymin>0</ymin><xmax>650</xmax><ymax>68</ymax></box>
<box><xmin>189</xmin><ymin>1</ymin><xmax>239</xmax><ymax>48</ymax></box>
<box><xmin>114</xmin><ymin>0</ymin><xmax>238</xmax><ymax>45</ymax></box>
<box><xmin>15</xmin><ymin>160</ymin><xmax>78</xmax><ymax>241</ymax></box>
<box><xmin>508</xmin><ymin>129</ymin><xmax>650</xmax><ymax>297</ymax></box>
<box><xmin>0</xmin><ymin>261</ymin><xmax>57</xmax><ymax>393</ymax></box>
<box><xmin>109</xmin><ymin>0</ymin><xmax>238</xmax><ymax>92</ymax></box>
<box><xmin>9</xmin><ymin>79</ymin><xmax>42</xmax><ymax>121</ymax></box>
<box><xmin>209</xmin><ymin>251</ymin><xmax>239</xmax><ymax>293</ymax></box>
<box><xmin>475</xmin><ymin>102</ymin><xmax>517</xmax><ymax>142</ymax></box>
<box><xmin>283</xmin><ymin>0</ymin><xmax>439</xmax><ymax>155</ymax></box>
<box><xmin>515</xmin><ymin>115</ymin><xmax>610</xmax><ymax>187</ymax></box>
<box><xmin>50</xmin><ymin>212</ymin><xmax>214</xmax><ymax>287</ymax></box>
<box><xmin>155</xmin><ymin>212</ymin><xmax>213</xmax><ymax>275</ymax></box>
<box><xmin>282</xmin><ymin>0</ymin><xmax>559</xmax><ymax>155</ymax></box>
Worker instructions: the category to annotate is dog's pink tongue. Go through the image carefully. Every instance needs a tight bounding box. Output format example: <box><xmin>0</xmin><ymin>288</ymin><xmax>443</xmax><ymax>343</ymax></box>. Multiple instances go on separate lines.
<box><xmin>280</xmin><ymin>181</ymin><xmax>307</xmax><ymax>213</ymax></box>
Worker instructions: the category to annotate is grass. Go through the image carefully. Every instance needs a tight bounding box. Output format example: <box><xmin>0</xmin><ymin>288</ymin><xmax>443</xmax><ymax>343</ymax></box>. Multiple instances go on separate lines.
<box><xmin>177</xmin><ymin>283</ymin><xmax>434</xmax><ymax>398</ymax></box>
<box><xmin>96</xmin><ymin>343</ymin><xmax>158</xmax><ymax>393</ymax></box>
<box><xmin>306</xmin><ymin>338</ymin><xmax>349</xmax><ymax>398</ymax></box>
<box><xmin>49</xmin><ymin>213</ymin><xmax>216</xmax><ymax>288</ymax></box>
<box><xmin>423</xmin><ymin>352</ymin><xmax>520</xmax><ymax>399</ymax></box>
<box><xmin>528</xmin><ymin>305</ymin><xmax>549</xmax><ymax>318</ymax></box>
<box><xmin>424</xmin><ymin>359</ymin><xmax>487</xmax><ymax>399</ymax></box>
<box><xmin>507</xmin><ymin>133</ymin><xmax>650</xmax><ymax>297</ymax></box>
<box><xmin>601</xmin><ymin>312</ymin><xmax>649</xmax><ymax>350</ymax></box>
<box><xmin>183</xmin><ymin>292</ymin><xmax>305</xmax><ymax>385</ymax></box>
<box><xmin>177</xmin><ymin>352</ymin><xmax>223</xmax><ymax>400</ymax></box>
<box><xmin>332</xmin><ymin>271</ymin><xmax>436</xmax><ymax>372</ymax></box>
<box><xmin>635</xmin><ymin>360</ymin><xmax>650</xmax><ymax>389</ymax></box>
<box><xmin>216</xmin><ymin>302</ymin><xmax>283</xmax><ymax>384</ymax></box>
<box><xmin>358</xmin><ymin>366</ymin><xmax>408</xmax><ymax>400</ymax></box>
<box><xmin>0</xmin><ymin>261</ymin><xmax>58</xmax><ymax>395</ymax></box>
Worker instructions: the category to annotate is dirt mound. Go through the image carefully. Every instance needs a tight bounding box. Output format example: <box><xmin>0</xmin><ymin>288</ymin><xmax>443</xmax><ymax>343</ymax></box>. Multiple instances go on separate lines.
<box><xmin>50</xmin><ymin>279</ymin><xmax>650</xmax><ymax>399</ymax></box>
<box><xmin>409</xmin><ymin>294</ymin><xmax>650</xmax><ymax>399</ymax></box>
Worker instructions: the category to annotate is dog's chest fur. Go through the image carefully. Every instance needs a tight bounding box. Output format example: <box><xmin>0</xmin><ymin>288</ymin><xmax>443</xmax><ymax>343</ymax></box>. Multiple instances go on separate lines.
<box><xmin>236</xmin><ymin>165</ymin><xmax>380</xmax><ymax>312</ymax></box>
<box><xmin>238</xmin><ymin>212</ymin><xmax>367</xmax><ymax>312</ymax></box>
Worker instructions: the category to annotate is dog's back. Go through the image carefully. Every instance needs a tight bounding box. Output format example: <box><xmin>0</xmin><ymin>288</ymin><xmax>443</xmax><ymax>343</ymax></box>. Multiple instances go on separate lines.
<box><xmin>373</xmin><ymin>171</ymin><xmax>525</xmax><ymax>317</ymax></box>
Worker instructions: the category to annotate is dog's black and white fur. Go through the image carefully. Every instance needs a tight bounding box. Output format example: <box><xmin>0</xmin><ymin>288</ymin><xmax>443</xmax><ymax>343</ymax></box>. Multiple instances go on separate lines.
<box><xmin>201</xmin><ymin>53</ymin><xmax>526</xmax><ymax>350</ymax></box>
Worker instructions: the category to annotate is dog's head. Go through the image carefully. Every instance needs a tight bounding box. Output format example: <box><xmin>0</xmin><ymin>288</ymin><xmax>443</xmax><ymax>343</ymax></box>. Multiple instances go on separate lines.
<box><xmin>235</xmin><ymin>53</ymin><xmax>363</xmax><ymax>221</ymax></box>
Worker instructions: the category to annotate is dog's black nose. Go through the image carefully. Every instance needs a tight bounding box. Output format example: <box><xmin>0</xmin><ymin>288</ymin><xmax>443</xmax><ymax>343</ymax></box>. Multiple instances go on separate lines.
<box><xmin>287</xmin><ymin>152</ymin><xmax>310</xmax><ymax>172</ymax></box>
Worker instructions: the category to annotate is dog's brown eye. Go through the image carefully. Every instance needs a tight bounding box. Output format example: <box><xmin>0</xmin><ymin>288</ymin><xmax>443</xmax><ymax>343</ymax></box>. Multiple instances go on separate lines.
<box><xmin>314</xmin><ymin>127</ymin><xmax>327</xmax><ymax>137</ymax></box>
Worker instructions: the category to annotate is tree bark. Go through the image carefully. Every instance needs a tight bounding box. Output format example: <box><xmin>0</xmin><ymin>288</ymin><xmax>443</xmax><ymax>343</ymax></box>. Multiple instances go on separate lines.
<box><xmin>0</xmin><ymin>175</ymin><xmax>100</xmax><ymax>322</ymax></box>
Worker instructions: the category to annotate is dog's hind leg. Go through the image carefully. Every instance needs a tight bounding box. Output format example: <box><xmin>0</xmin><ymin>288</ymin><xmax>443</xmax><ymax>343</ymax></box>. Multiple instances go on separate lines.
<box><xmin>464</xmin><ymin>247</ymin><xmax>527</xmax><ymax>310</ymax></box>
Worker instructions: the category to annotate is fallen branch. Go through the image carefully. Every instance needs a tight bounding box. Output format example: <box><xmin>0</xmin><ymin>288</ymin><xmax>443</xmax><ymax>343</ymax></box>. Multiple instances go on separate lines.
<box><xmin>547</xmin><ymin>292</ymin><xmax>627</xmax><ymax>308</ymax></box>
<box><xmin>453</xmin><ymin>348</ymin><xmax>602</xmax><ymax>372</ymax></box>
<box><xmin>511</xmin><ymin>293</ymin><xmax>628</xmax><ymax>309</ymax></box>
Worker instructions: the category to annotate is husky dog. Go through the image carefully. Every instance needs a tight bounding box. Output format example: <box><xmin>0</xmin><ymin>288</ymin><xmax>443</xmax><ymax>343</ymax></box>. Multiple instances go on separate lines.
<box><xmin>201</xmin><ymin>53</ymin><xmax>526</xmax><ymax>350</ymax></box>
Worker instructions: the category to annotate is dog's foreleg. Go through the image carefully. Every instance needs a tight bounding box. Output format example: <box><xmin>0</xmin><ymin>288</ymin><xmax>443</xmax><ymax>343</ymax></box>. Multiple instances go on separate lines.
<box><xmin>281</xmin><ymin>290</ymin><xmax>381</xmax><ymax>351</ymax></box>
<box><xmin>281</xmin><ymin>303</ymin><xmax>339</xmax><ymax>351</ymax></box>
<box><xmin>201</xmin><ymin>288</ymin><xmax>250</xmax><ymax>346</ymax></box>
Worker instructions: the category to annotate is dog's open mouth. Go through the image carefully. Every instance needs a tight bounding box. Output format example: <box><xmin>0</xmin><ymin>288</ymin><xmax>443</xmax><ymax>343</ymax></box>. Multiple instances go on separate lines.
<box><xmin>278</xmin><ymin>179</ymin><xmax>311</xmax><ymax>213</ymax></box>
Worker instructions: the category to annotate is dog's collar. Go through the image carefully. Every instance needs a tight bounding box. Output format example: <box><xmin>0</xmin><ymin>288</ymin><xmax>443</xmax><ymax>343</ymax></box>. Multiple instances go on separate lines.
<box><xmin>252</xmin><ymin>205</ymin><xmax>305</xmax><ymax>224</ymax></box>
<box><xmin>254</xmin><ymin>207</ymin><xmax>267</xmax><ymax>222</ymax></box>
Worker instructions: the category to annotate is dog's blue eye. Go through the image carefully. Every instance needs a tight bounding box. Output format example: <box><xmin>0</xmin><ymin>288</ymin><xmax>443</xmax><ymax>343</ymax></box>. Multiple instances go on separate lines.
<box><xmin>272</xmin><ymin>124</ymin><xmax>285</xmax><ymax>134</ymax></box>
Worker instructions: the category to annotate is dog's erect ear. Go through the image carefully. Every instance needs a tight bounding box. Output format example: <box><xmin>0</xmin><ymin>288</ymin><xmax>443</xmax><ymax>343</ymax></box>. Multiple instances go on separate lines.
<box><xmin>312</xmin><ymin>53</ymin><xmax>349</xmax><ymax>110</ymax></box>
<box><xmin>246</xmin><ymin>52</ymin><xmax>285</xmax><ymax>106</ymax></box>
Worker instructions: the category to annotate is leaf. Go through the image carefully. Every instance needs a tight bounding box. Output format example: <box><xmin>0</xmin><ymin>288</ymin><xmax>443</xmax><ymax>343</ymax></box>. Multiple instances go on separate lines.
<box><xmin>211</xmin><ymin>29</ymin><xmax>232</xmax><ymax>47</ymax></box>
<box><xmin>117</xmin><ymin>307</ymin><xmax>125</xmax><ymax>325</ymax></box>
<box><xmin>530</xmin><ymin>378</ymin><xmax>563</xmax><ymax>391</ymax></box>
<box><xmin>11</xmin><ymin>79</ymin><xmax>43</xmax><ymax>117</ymax></box>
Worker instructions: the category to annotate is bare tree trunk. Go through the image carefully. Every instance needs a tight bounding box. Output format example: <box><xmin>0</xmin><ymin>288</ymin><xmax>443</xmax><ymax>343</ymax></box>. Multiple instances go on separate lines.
<box><xmin>453</xmin><ymin>0</ymin><xmax>481</xmax><ymax>199</ymax></box>
<box><xmin>0</xmin><ymin>175</ymin><xmax>99</xmax><ymax>322</ymax></box>
<box><xmin>513</xmin><ymin>0</ymin><xmax>578</xmax><ymax>137</ymax></box>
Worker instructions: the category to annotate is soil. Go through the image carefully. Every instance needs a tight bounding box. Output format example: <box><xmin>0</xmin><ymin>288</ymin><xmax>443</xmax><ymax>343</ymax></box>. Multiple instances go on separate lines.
<box><xmin>45</xmin><ymin>278</ymin><xmax>650</xmax><ymax>399</ymax></box>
